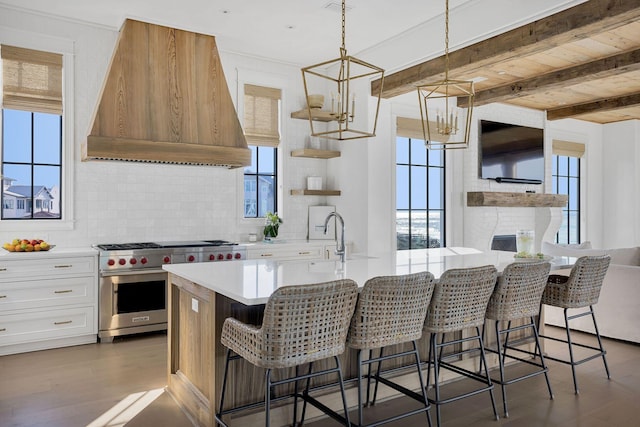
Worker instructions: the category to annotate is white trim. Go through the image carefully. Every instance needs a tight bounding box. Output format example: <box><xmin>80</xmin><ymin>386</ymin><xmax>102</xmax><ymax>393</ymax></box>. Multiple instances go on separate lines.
<box><xmin>0</xmin><ymin>27</ymin><xmax>76</xmax><ymax>232</ymax></box>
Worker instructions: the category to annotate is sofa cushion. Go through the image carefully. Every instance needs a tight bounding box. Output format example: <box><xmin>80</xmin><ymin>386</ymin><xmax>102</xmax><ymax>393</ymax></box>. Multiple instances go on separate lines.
<box><xmin>605</xmin><ymin>247</ymin><xmax>640</xmax><ymax>266</ymax></box>
<box><xmin>541</xmin><ymin>241</ymin><xmax>604</xmax><ymax>258</ymax></box>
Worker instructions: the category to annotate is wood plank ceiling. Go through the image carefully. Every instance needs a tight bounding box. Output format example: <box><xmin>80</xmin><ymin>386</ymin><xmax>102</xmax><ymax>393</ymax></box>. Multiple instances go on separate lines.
<box><xmin>372</xmin><ymin>0</ymin><xmax>640</xmax><ymax>124</ymax></box>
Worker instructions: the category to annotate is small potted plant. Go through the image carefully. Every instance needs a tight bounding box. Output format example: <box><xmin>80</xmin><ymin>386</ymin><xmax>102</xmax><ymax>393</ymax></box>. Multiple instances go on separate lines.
<box><xmin>263</xmin><ymin>211</ymin><xmax>283</xmax><ymax>241</ymax></box>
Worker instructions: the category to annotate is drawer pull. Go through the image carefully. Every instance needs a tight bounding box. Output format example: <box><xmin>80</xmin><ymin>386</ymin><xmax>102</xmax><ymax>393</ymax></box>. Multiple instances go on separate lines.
<box><xmin>54</xmin><ymin>265</ymin><xmax>73</xmax><ymax>269</ymax></box>
<box><xmin>0</xmin><ymin>295</ymin><xmax>6</xmax><ymax>299</ymax></box>
<box><xmin>54</xmin><ymin>320</ymin><xmax>73</xmax><ymax>325</ymax></box>
<box><xmin>0</xmin><ymin>328</ymin><xmax>6</xmax><ymax>332</ymax></box>
<box><xmin>298</xmin><ymin>251</ymin><xmax>311</xmax><ymax>255</ymax></box>
<box><xmin>0</xmin><ymin>268</ymin><xmax>6</xmax><ymax>271</ymax></box>
<box><xmin>260</xmin><ymin>253</ymin><xmax>273</xmax><ymax>257</ymax></box>
<box><xmin>54</xmin><ymin>289</ymin><xmax>73</xmax><ymax>294</ymax></box>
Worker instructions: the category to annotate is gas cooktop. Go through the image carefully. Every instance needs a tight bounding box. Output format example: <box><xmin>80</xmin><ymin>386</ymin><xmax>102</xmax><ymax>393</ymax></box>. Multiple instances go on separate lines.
<box><xmin>96</xmin><ymin>240</ymin><xmax>237</xmax><ymax>251</ymax></box>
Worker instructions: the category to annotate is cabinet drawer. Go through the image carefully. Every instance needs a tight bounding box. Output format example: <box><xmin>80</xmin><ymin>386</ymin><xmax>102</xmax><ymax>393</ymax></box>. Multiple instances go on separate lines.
<box><xmin>247</xmin><ymin>246</ymin><xmax>324</xmax><ymax>261</ymax></box>
<box><xmin>0</xmin><ymin>276</ymin><xmax>95</xmax><ymax>312</ymax></box>
<box><xmin>0</xmin><ymin>256</ymin><xmax>96</xmax><ymax>279</ymax></box>
<box><xmin>0</xmin><ymin>306</ymin><xmax>95</xmax><ymax>346</ymax></box>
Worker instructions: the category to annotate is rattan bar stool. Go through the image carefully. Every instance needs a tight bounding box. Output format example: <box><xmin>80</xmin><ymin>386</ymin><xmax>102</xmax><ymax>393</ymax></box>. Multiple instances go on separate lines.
<box><xmin>484</xmin><ymin>260</ymin><xmax>553</xmax><ymax>417</ymax></box>
<box><xmin>347</xmin><ymin>271</ymin><xmax>436</xmax><ymax>427</ymax></box>
<box><xmin>538</xmin><ymin>255</ymin><xmax>611</xmax><ymax>395</ymax></box>
<box><xmin>215</xmin><ymin>279</ymin><xmax>358</xmax><ymax>427</ymax></box>
<box><xmin>423</xmin><ymin>265</ymin><xmax>499</xmax><ymax>427</ymax></box>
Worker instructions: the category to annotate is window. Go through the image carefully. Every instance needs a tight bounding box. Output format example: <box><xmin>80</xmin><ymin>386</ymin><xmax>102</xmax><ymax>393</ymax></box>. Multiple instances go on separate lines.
<box><xmin>1</xmin><ymin>45</ymin><xmax>63</xmax><ymax>220</ymax></box>
<box><xmin>551</xmin><ymin>140</ymin><xmax>584</xmax><ymax>244</ymax></box>
<box><xmin>243</xmin><ymin>84</ymin><xmax>280</xmax><ymax>218</ymax></box>
<box><xmin>396</xmin><ymin>117</ymin><xmax>446</xmax><ymax>249</ymax></box>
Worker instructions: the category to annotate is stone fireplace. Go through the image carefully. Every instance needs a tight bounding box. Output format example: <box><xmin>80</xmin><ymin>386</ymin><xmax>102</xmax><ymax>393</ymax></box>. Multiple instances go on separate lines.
<box><xmin>463</xmin><ymin>192</ymin><xmax>567</xmax><ymax>253</ymax></box>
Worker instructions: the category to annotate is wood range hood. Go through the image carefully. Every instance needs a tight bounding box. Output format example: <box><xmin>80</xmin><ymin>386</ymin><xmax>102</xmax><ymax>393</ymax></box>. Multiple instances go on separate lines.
<box><xmin>84</xmin><ymin>19</ymin><xmax>250</xmax><ymax>168</ymax></box>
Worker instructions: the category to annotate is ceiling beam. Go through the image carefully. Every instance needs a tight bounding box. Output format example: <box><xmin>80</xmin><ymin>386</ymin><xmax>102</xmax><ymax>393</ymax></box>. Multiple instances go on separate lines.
<box><xmin>459</xmin><ymin>48</ymin><xmax>640</xmax><ymax>108</ymax></box>
<box><xmin>546</xmin><ymin>92</ymin><xmax>640</xmax><ymax>120</ymax></box>
<box><xmin>372</xmin><ymin>0</ymin><xmax>640</xmax><ymax>99</ymax></box>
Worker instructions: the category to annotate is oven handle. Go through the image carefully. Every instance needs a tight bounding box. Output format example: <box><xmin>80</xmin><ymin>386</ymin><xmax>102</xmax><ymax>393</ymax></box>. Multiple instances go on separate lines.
<box><xmin>100</xmin><ymin>269</ymin><xmax>166</xmax><ymax>277</ymax></box>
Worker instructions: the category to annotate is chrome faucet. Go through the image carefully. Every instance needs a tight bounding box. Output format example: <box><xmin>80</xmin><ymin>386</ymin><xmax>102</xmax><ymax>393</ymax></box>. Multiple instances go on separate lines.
<box><xmin>324</xmin><ymin>212</ymin><xmax>345</xmax><ymax>263</ymax></box>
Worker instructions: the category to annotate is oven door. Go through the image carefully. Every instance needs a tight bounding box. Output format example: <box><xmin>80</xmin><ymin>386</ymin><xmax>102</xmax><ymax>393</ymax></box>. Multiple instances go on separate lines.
<box><xmin>99</xmin><ymin>270</ymin><xmax>168</xmax><ymax>341</ymax></box>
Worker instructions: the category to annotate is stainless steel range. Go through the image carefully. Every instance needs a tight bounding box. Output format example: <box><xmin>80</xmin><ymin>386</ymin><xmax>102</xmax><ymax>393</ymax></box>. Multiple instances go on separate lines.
<box><xmin>96</xmin><ymin>240</ymin><xmax>246</xmax><ymax>342</ymax></box>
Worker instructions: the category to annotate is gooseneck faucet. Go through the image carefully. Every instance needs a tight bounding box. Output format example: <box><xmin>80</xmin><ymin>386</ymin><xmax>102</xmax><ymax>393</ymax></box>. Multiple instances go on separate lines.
<box><xmin>324</xmin><ymin>212</ymin><xmax>345</xmax><ymax>263</ymax></box>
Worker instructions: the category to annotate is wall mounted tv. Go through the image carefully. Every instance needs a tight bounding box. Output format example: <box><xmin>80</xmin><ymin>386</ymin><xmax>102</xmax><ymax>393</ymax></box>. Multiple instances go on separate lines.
<box><xmin>479</xmin><ymin>120</ymin><xmax>544</xmax><ymax>184</ymax></box>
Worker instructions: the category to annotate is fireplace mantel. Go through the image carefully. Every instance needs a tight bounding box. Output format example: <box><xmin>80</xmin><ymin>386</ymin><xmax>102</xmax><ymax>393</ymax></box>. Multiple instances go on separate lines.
<box><xmin>467</xmin><ymin>192</ymin><xmax>567</xmax><ymax>207</ymax></box>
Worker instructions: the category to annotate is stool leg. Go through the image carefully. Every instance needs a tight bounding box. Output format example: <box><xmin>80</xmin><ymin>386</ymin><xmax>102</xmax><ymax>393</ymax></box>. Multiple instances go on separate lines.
<box><xmin>563</xmin><ymin>308</ymin><xmax>580</xmax><ymax>394</ymax></box>
<box><xmin>357</xmin><ymin>349</ymin><xmax>365</xmax><ymax>427</ymax></box>
<box><xmin>371</xmin><ymin>347</ymin><xmax>384</xmax><ymax>405</ymax></box>
<box><xmin>477</xmin><ymin>327</ymin><xmax>499</xmax><ymax>421</ymax></box>
<box><xmin>430</xmin><ymin>333</ymin><xmax>442</xmax><ymax>427</ymax></box>
<box><xmin>411</xmin><ymin>340</ymin><xmax>432</xmax><ymax>427</ymax></box>
<box><xmin>494</xmin><ymin>320</ymin><xmax>509</xmax><ymax>418</ymax></box>
<box><xmin>531</xmin><ymin>316</ymin><xmax>554</xmax><ymax>400</ymax></box>
<box><xmin>299</xmin><ymin>362</ymin><xmax>314</xmax><ymax>424</ymax></box>
<box><xmin>590</xmin><ymin>306</ymin><xmax>611</xmax><ymax>379</ymax></box>
<box><xmin>365</xmin><ymin>349</ymin><xmax>373</xmax><ymax>406</ymax></box>
<box><xmin>293</xmin><ymin>365</ymin><xmax>300</xmax><ymax>426</ymax></box>
<box><xmin>265</xmin><ymin>368</ymin><xmax>272</xmax><ymax>427</ymax></box>
<box><xmin>335</xmin><ymin>356</ymin><xmax>352</xmax><ymax>427</ymax></box>
<box><xmin>216</xmin><ymin>349</ymin><xmax>233</xmax><ymax>426</ymax></box>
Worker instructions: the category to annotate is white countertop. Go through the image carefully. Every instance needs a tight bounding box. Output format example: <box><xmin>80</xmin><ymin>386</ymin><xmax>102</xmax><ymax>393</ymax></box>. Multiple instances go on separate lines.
<box><xmin>164</xmin><ymin>247</ymin><xmax>574</xmax><ymax>305</ymax></box>
<box><xmin>0</xmin><ymin>246</ymin><xmax>97</xmax><ymax>260</ymax></box>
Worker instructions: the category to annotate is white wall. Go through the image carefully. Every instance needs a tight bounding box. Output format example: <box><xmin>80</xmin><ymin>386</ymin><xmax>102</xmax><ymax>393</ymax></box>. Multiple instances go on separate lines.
<box><xmin>1</xmin><ymin>2</ymin><xmax>632</xmax><ymax>253</ymax></box>
<box><xmin>602</xmin><ymin>120</ymin><xmax>640</xmax><ymax>248</ymax></box>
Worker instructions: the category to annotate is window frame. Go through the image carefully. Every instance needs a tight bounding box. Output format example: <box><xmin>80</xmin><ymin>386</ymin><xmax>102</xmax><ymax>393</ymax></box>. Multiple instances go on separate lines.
<box><xmin>552</xmin><ymin>154</ymin><xmax>581</xmax><ymax>244</ymax></box>
<box><xmin>0</xmin><ymin>32</ymin><xmax>75</xmax><ymax>231</ymax></box>
<box><xmin>395</xmin><ymin>136</ymin><xmax>446</xmax><ymax>250</ymax></box>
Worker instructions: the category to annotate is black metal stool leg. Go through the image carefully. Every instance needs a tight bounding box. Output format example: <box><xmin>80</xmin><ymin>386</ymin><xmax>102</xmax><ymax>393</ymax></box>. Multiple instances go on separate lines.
<box><xmin>477</xmin><ymin>327</ymin><xmax>499</xmax><ymax>421</ymax></box>
<box><xmin>494</xmin><ymin>320</ymin><xmax>509</xmax><ymax>418</ymax></box>
<box><xmin>531</xmin><ymin>316</ymin><xmax>554</xmax><ymax>400</ymax></box>
<box><xmin>563</xmin><ymin>308</ymin><xmax>580</xmax><ymax>394</ymax></box>
<box><xmin>299</xmin><ymin>362</ymin><xmax>314</xmax><ymax>424</ymax></box>
<box><xmin>216</xmin><ymin>349</ymin><xmax>233</xmax><ymax>426</ymax></box>
<box><xmin>265</xmin><ymin>369</ymin><xmax>272</xmax><ymax>427</ymax></box>
<box><xmin>371</xmin><ymin>346</ymin><xmax>384</xmax><ymax>405</ymax></box>
<box><xmin>431</xmin><ymin>333</ymin><xmax>442</xmax><ymax>427</ymax></box>
<box><xmin>335</xmin><ymin>356</ymin><xmax>352</xmax><ymax>427</ymax></box>
<box><xmin>357</xmin><ymin>349</ymin><xmax>365</xmax><ymax>427</ymax></box>
<box><xmin>590</xmin><ymin>305</ymin><xmax>611</xmax><ymax>379</ymax></box>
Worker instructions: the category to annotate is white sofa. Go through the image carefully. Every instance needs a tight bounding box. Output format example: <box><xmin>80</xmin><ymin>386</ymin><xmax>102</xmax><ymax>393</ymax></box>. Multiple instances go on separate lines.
<box><xmin>541</xmin><ymin>242</ymin><xmax>640</xmax><ymax>344</ymax></box>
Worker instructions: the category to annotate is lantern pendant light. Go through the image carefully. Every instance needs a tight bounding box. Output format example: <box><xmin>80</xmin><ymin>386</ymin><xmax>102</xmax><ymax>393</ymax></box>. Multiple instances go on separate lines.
<box><xmin>301</xmin><ymin>0</ymin><xmax>385</xmax><ymax>141</ymax></box>
<box><xmin>417</xmin><ymin>0</ymin><xmax>474</xmax><ymax>149</ymax></box>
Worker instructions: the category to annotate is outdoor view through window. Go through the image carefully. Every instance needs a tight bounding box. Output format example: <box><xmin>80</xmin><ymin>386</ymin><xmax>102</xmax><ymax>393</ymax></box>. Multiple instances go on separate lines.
<box><xmin>396</xmin><ymin>137</ymin><xmax>445</xmax><ymax>250</ymax></box>
<box><xmin>2</xmin><ymin>109</ymin><xmax>62</xmax><ymax>220</ymax></box>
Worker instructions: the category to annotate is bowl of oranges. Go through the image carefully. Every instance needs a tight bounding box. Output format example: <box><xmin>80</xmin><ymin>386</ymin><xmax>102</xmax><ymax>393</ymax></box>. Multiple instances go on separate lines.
<box><xmin>3</xmin><ymin>238</ymin><xmax>52</xmax><ymax>252</ymax></box>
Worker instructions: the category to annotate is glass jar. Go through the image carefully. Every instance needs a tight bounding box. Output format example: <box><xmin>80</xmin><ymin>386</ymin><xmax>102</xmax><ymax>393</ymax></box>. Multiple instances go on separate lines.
<box><xmin>516</xmin><ymin>229</ymin><xmax>535</xmax><ymax>257</ymax></box>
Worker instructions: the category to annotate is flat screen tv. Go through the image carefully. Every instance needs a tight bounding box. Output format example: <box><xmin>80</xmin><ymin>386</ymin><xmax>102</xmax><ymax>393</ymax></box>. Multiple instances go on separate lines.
<box><xmin>479</xmin><ymin>120</ymin><xmax>544</xmax><ymax>184</ymax></box>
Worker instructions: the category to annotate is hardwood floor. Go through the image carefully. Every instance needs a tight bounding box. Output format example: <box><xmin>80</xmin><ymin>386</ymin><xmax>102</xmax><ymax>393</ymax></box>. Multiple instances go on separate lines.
<box><xmin>1</xmin><ymin>327</ymin><xmax>638</xmax><ymax>427</ymax></box>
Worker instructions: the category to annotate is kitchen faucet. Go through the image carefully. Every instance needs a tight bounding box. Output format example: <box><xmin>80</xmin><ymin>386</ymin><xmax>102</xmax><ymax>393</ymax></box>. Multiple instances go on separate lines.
<box><xmin>324</xmin><ymin>212</ymin><xmax>345</xmax><ymax>263</ymax></box>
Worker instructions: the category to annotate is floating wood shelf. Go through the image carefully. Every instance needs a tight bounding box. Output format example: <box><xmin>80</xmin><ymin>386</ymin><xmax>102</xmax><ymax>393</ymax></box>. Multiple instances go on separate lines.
<box><xmin>467</xmin><ymin>192</ymin><xmax>567</xmax><ymax>207</ymax></box>
<box><xmin>290</xmin><ymin>189</ymin><xmax>341</xmax><ymax>196</ymax></box>
<box><xmin>290</xmin><ymin>109</ymin><xmax>337</xmax><ymax>122</ymax></box>
<box><xmin>290</xmin><ymin>148</ymin><xmax>341</xmax><ymax>159</ymax></box>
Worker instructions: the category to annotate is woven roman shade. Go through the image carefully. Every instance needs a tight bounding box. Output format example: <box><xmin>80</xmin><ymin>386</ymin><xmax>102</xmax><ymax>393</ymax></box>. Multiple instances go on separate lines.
<box><xmin>396</xmin><ymin>116</ymin><xmax>448</xmax><ymax>143</ymax></box>
<box><xmin>552</xmin><ymin>139</ymin><xmax>585</xmax><ymax>158</ymax></box>
<box><xmin>244</xmin><ymin>84</ymin><xmax>281</xmax><ymax>147</ymax></box>
<box><xmin>1</xmin><ymin>45</ymin><xmax>63</xmax><ymax>115</ymax></box>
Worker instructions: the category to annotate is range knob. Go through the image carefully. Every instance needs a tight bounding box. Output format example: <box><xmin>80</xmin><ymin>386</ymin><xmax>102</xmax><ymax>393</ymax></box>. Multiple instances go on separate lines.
<box><xmin>226</xmin><ymin>253</ymin><xmax>233</xmax><ymax>260</ymax></box>
<box><xmin>209</xmin><ymin>254</ymin><xmax>216</xmax><ymax>261</ymax></box>
<box><xmin>140</xmin><ymin>257</ymin><xmax>148</xmax><ymax>264</ymax></box>
<box><xmin>107</xmin><ymin>259</ymin><xmax>115</xmax><ymax>266</ymax></box>
<box><xmin>188</xmin><ymin>255</ymin><xmax>196</xmax><ymax>262</ymax></box>
<box><xmin>234</xmin><ymin>253</ymin><xmax>242</xmax><ymax>259</ymax></box>
<box><xmin>118</xmin><ymin>258</ymin><xmax>126</xmax><ymax>266</ymax></box>
<box><xmin>217</xmin><ymin>254</ymin><xmax>224</xmax><ymax>260</ymax></box>
<box><xmin>163</xmin><ymin>256</ymin><xmax>171</xmax><ymax>263</ymax></box>
<box><xmin>130</xmin><ymin>258</ymin><xmax>137</xmax><ymax>265</ymax></box>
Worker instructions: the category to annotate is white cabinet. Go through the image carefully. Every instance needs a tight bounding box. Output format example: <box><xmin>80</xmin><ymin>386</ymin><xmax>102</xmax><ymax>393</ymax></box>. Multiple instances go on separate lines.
<box><xmin>247</xmin><ymin>243</ymin><xmax>325</xmax><ymax>261</ymax></box>
<box><xmin>0</xmin><ymin>250</ymin><xmax>98</xmax><ymax>355</ymax></box>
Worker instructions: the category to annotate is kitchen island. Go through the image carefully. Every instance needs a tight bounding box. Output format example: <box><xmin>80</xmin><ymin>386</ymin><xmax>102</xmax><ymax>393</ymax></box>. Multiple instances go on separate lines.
<box><xmin>163</xmin><ymin>248</ymin><xmax>572</xmax><ymax>426</ymax></box>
